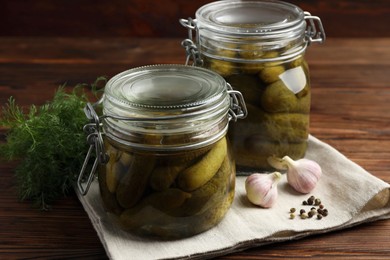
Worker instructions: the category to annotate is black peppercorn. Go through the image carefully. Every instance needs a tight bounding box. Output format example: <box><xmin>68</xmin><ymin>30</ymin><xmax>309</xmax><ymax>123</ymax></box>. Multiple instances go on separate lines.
<box><xmin>288</xmin><ymin>196</ymin><xmax>329</xmax><ymax>221</ymax></box>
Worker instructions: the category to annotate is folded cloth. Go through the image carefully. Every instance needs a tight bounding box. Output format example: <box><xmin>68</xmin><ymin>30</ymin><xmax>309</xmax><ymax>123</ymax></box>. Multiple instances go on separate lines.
<box><xmin>76</xmin><ymin>135</ymin><xmax>390</xmax><ymax>260</ymax></box>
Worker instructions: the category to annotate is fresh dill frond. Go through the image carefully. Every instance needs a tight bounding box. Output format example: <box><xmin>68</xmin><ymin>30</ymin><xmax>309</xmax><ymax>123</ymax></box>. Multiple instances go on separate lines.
<box><xmin>0</xmin><ymin>78</ymin><xmax>106</xmax><ymax>210</ymax></box>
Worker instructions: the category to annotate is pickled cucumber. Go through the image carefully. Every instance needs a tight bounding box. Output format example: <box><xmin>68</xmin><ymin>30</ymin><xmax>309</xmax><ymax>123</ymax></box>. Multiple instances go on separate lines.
<box><xmin>227</xmin><ymin>103</ymin><xmax>263</xmax><ymax>143</ymax></box>
<box><xmin>262</xmin><ymin>113</ymin><xmax>309</xmax><ymax>142</ymax></box>
<box><xmin>225</xmin><ymin>74</ymin><xmax>265</xmax><ymax>106</ymax></box>
<box><xmin>188</xmin><ymin>190</ymin><xmax>234</xmax><ymax>234</ymax></box>
<box><xmin>119</xmin><ymin>188</ymin><xmax>191</xmax><ymax>231</ymax></box>
<box><xmin>177</xmin><ymin>137</ymin><xmax>227</xmax><ymax>191</ymax></box>
<box><xmin>239</xmin><ymin>43</ymin><xmax>264</xmax><ymax>59</ymax></box>
<box><xmin>262</xmin><ymin>51</ymin><xmax>279</xmax><ymax>59</ymax></box>
<box><xmin>229</xmin><ymin>103</ymin><xmax>309</xmax><ymax>142</ymax></box>
<box><xmin>296</xmin><ymin>83</ymin><xmax>310</xmax><ymax>99</ymax></box>
<box><xmin>261</xmin><ymin>80</ymin><xmax>301</xmax><ymax>113</ymax></box>
<box><xmin>206</xmin><ymin>59</ymin><xmax>236</xmax><ymax>77</ymax></box>
<box><xmin>259</xmin><ymin>65</ymin><xmax>285</xmax><ymax>84</ymax></box>
<box><xmin>116</xmin><ymin>154</ymin><xmax>156</xmax><ymax>209</ymax></box>
<box><xmin>106</xmin><ymin>151</ymin><xmax>132</xmax><ymax>193</ymax></box>
<box><xmin>201</xmin><ymin>41</ymin><xmax>312</xmax><ymax>171</ymax></box>
<box><xmin>149</xmin><ymin>148</ymin><xmax>209</xmax><ymax>191</ymax></box>
<box><xmin>212</xmin><ymin>42</ymin><xmax>238</xmax><ymax>58</ymax></box>
<box><xmin>148</xmin><ymin>188</ymin><xmax>192</xmax><ymax>211</ymax></box>
<box><xmin>239</xmin><ymin>55</ymin><xmax>264</xmax><ymax>74</ymax></box>
<box><xmin>177</xmin><ymin>156</ymin><xmax>233</xmax><ymax>216</ymax></box>
<box><xmin>235</xmin><ymin>136</ymin><xmax>307</xmax><ymax>169</ymax></box>
<box><xmin>289</xmin><ymin>56</ymin><xmax>308</xmax><ymax>70</ymax></box>
<box><xmin>149</xmin><ymin>165</ymin><xmax>184</xmax><ymax>191</ymax></box>
<box><xmin>238</xmin><ymin>116</ymin><xmax>308</xmax><ymax>143</ymax></box>
<box><xmin>240</xmin><ymin>63</ymin><xmax>264</xmax><ymax>74</ymax></box>
<box><xmin>98</xmin><ymin>165</ymin><xmax>123</xmax><ymax>215</ymax></box>
<box><xmin>104</xmin><ymin>142</ymin><xmax>121</xmax><ymax>193</ymax></box>
<box><xmin>97</xmin><ymin>139</ymin><xmax>235</xmax><ymax>238</ymax></box>
<box><xmin>228</xmin><ymin>102</ymin><xmax>308</xmax><ymax>169</ymax></box>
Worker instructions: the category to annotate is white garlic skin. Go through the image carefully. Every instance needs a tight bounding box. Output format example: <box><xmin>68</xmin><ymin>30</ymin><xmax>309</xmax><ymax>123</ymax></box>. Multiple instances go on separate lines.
<box><xmin>245</xmin><ymin>172</ymin><xmax>281</xmax><ymax>208</ymax></box>
<box><xmin>284</xmin><ymin>156</ymin><xmax>322</xmax><ymax>194</ymax></box>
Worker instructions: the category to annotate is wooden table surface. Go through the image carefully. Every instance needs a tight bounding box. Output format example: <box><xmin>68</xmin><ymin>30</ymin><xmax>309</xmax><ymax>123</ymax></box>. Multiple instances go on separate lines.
<box><xmin>0</xmin><ymin>37</ymin><xmax>389</xmax><ymax>259</ymax></box>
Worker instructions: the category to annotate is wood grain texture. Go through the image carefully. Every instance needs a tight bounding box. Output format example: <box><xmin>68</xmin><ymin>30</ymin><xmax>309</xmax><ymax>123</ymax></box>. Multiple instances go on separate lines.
<box><xmin>0</xmin><ymin>37</ymin><xmax>389</xmax><ymax>259</ymax></box>
<box><xmin>1</xmin><ymin>0</ymin><xmax>390</xmax><ymax>38</ymax></box>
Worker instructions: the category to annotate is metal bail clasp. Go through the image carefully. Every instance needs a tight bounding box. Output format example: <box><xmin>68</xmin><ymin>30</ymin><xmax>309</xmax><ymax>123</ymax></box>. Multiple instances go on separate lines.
<box><xmin>180</xmin><ymin>17</ymin><xmax>203</xmax><ymax>66</ymax></box>
<box><xmin>304</xmin><ymin>12</ymin><xmax>326</xmax><ymax>44</ymax></box>
<box><xmin>227</xmin><ymin>83</ymin><xmax>248</xmax><ymax>122</ymax></box>
<box><xmin>179</xmin><ymin>17</ymin><xmax>197</xmax><ymax>42</ymax></box>
<box><xmin>77</xmin><ymin>102</ymin><xmax>108</xmax><ymax>196</ymax></box>
<box><xmin>181</xmin><ymin>39</ymin><xmax>203</xmax><ymax>66</ymax></box>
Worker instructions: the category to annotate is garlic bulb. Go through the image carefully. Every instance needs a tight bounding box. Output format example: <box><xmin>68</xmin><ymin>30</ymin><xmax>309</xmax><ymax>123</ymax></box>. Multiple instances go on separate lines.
<box><xmin>283</xmin><ymin>156</ymin><xmax>322</xmax><ymax>194</ymax></box>
<box><xmin>245</xmin><ymin>172</ymin><xmax>281</xmax><ymax>208</ymax></box>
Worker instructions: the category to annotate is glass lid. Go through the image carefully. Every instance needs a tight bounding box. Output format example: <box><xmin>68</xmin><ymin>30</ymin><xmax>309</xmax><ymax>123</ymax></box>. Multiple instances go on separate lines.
<box><xmin>196</xmin><ymin>0</ymin><xmax>305</xmax><ymax>34</ymax></box>
<box><xmin>104</xmin><ymin>64</ymin><xmax>228</xmax><ymax>117</ymax></box>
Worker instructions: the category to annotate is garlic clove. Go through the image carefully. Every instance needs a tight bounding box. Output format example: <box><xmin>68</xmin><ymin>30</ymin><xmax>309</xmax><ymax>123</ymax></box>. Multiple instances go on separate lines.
<box><xmin>267</xmin><ymin>155</ymin><xmax>288</xmax><ymax>170</ymax></box>
<box><xmin>283</xmin><ymin>156</ymin><xmax>322</xmax><ymax>194</ymax></box>
<box><xmin>245</xmin><ymin>172</ymin><xmax>282</xmax><ymax>208</ymax></box>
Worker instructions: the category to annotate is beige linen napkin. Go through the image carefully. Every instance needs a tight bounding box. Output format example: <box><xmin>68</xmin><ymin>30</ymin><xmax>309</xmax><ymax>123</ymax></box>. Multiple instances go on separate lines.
<box><xmin>76</xmin><ymin>135</ymin><xmax>390</xmax><ymax>260</ymax></box>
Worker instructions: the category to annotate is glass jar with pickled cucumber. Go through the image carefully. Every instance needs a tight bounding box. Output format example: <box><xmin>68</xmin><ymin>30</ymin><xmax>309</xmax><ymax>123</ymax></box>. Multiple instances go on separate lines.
<box><xmin>77</xmin><ymin>65</ymin><xmax>246</xmax><ymax>239</ymax></box>
<box><xmin>181</xmin><ymin>0</ymin><xmax>325</xmax><ymax>170</ymax></box>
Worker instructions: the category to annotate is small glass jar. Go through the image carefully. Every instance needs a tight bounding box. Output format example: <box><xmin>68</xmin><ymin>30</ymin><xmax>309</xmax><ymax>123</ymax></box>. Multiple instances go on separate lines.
<box><xmin>181</xmin><ymin>0</ymin><xmax>325</xmax><ymax>170</ymax></box>
<box><xmin>77</xmin><ymin>65</ymin><xmax>246</xmax><ymax>239</ymax></box>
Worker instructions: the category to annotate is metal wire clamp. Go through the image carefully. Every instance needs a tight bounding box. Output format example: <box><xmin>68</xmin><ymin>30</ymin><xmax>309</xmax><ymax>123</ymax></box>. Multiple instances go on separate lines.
<box><xmin>305</xmin><ymin>12</ymin><xmax>326</xmax><ymax>44</ymax></box>
<box><xmin>77</xmin><ymin>102</ymin><xmax>108</xmax><ymax>196</ymax></box>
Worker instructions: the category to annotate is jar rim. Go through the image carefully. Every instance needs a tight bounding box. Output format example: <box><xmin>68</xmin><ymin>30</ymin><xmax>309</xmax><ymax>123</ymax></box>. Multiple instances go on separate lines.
<box><xmin>195</xmin><ymin>0</ymin><xmax>305</xmax><ymax>36</ymax></box>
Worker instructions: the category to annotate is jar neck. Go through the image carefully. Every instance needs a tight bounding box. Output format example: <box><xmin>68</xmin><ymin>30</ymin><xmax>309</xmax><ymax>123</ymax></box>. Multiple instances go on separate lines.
<box><xmin>197</xmin><ymin>25</ymin><xmax>308</xmax><ymax>63</ymax></box>
<box><xmin>103</xmin><ymin>115</ymin><xmax>229</xmax><ymax>152</ymax></box>
<box><xmin>102</xmin><ymin>84</ymin><xmax>231</xmax><ymax>151</ymax></box>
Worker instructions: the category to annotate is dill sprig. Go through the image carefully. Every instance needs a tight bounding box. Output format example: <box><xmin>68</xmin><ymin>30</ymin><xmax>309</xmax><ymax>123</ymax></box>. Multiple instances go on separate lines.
<box><xmin>0</xmin><ymin>78</ymin><xmax>106</xmax><ymax>210</ymax></box>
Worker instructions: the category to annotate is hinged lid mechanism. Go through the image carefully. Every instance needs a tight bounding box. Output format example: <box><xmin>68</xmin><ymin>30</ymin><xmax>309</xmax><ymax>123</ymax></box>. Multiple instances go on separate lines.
<box><xmin>102</xmin><ymin>65</ymin><xmax>246</xmax><ymax>149</ymax></box>
<box><xmin>180</xmin><ymin>0</ymin><xmax>325</xmax><ymax>63</ymax></box>
<box><xmin>194</xmin><ymin>0</ymin><xmax>325</xmax><ymax>43</ymax></box>
<box><xmin>77</xmin><ymin>65</ymin><xmax>247</xmax><ymax>195</ymax></box>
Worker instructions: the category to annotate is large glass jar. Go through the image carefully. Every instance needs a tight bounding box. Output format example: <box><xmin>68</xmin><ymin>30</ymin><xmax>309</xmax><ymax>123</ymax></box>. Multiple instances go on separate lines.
<box><xmin>77</xmin><ymin>65</ymin><xmax>246</xmax><ymax>239</ymax></box>
<box><xmin>181</xmin><ymin>0</ymin><xmax>325</xmax><ymax>171</ymax></box>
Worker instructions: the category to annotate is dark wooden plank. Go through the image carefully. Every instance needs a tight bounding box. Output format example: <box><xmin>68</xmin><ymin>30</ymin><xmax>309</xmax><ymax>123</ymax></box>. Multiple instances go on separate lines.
<box><xmin>0</xmin><ymin>37</ymin><xmax>185</xmax><ymax>107</ymax></box>
<box><xmin>1</xmin><ymin>0</ymin><xmax>389</xmax><ymax>38</ymax></box>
